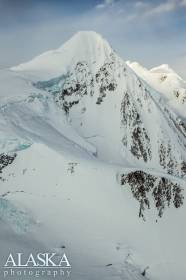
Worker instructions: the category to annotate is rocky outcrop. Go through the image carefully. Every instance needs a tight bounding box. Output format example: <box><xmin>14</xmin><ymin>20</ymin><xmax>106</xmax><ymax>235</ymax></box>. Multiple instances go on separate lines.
<box><xmin>120</xmin><ymin>170</ymin><xmax>184</xmax><ymax>219</ymax></box>
<box><xmin>0</xmin><ymin>153</ymin><xmax>16</xmax><ymax>180</ymax></box>
<box><xmin>121</xmin><ymin>92</ymin><xmax>152</xmax><ymax>162</ymax></box>
<box><xmin>55</xmin><ymin>62</ymin><xmax>94</xmax><ymax>114</ymax></box>
<box><xmin>95</xmin><ymin>56</ymin><xmax>117</xmax><ymax>105</ymax></box>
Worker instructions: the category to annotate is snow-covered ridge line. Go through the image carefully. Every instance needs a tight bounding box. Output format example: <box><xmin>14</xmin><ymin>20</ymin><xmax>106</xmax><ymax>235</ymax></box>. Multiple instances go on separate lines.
<box><xmin>126</xmin><ymin>61</ymin><xmax>186</xmax><ymax>118</ymax></box>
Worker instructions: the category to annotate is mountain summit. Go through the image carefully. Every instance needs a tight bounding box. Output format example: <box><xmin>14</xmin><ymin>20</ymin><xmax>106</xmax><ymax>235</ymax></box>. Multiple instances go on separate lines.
<box><xmin>12</xmin><ymin>31</ymin><xmax>112</xmax><ymax>79</ymax></box>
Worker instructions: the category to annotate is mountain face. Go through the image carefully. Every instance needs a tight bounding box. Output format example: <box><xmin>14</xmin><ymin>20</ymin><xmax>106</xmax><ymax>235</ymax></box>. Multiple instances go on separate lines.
<box><xmin>23</xmin><ymin>32</ymin><xmax>186</xmax><ymax>179</ymax></box>
<box><xmin>0</xmin><ymin>31</ymin><xmax>186</xmax><ymax>280</ymax></box>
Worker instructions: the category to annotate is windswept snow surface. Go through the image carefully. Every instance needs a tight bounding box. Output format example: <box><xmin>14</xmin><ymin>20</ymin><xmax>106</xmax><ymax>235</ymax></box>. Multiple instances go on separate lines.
<box><xmin>126</xmin><ymin>61</ymin><xmax>186</xmax><ymax>118</ymax></box>
<box><xmin>0</xmin><ymin>31</ymin><xmax>186</xmax><ymax>280</ymax></box>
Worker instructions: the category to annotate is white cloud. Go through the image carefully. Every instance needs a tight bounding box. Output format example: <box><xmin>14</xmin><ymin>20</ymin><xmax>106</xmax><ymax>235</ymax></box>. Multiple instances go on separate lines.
<box><xmin>96</xmin><ymin>4</ymin><xmax>105</xmax><ymax>9</ymax></box>
<box><xmin>96</xmin><ymin>0</ymin><xmax>186</xmax><ymax>14</ymax></box>
<box><xmin>105</xmin><ymin>0</ymin><xmax>115</xmax><ymax>4</ymax></box>
<box><xmin>123</xmin><ymin>0</ymin><xmax>186</xmax><ymax>21</ymax></box>
<box><xmin>144</xmin><ymin>1</ymin><xmax>176</xmax><ymax>16</ymax></box>
<box><xmin>134</xmin><ymin>1</ymin><xmax>147</xmax><ymax>9</ymax></box>
<box><xmin>96</xmin><ymin>0</ymin><xmax>115</xmax><ymax>9</ymax></box>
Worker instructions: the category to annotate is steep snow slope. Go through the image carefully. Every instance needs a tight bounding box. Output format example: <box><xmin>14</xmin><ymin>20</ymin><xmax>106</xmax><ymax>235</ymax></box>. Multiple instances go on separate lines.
<box><xmin>126</xmin><ymin>61</ymin><xmax>186</xmax><ymax>117</ymax></box>
<box><xmin>0</xmin><ymin>31</ymin><xmax>186</xmax><ymax>280</ymax></box>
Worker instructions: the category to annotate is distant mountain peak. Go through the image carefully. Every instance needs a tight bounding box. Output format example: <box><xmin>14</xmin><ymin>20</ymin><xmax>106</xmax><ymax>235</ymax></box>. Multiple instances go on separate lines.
<box><xmin>127</xmin><ymin>60</ymin><xmax>186</xmax><ymax>117</ymax></box>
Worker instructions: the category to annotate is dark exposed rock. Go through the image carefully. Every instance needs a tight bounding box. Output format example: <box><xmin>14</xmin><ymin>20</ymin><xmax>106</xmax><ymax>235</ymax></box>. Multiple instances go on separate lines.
<box><xmin>0</xmin><ymin>153</ymin><xmax>16</xmax><ymax>172</ymax></box>
<box><xmin>55</xmin><ymin>55</ymin><xmax>118</xmax><ymax>112</ymax></box>
<box><xmin>181</xmin><ymin>162</ymin><xmax>186</xmax><ymax>173</ymax></box>
<box><xmin>62</xmin><ymin>100</ymin><xmax>79</xmax><ymax>115</ymax></box>
<box><xmin>131</xmin><ymin>127</ymin><xmax>151</xmax><ymax>162</ymax></box>
<box><xmin>120</xmin><ymin>170</ymin><xmax>184</xmax><ymax>219</ymax></box>
<box><xmin>0</xmin><ymin>153</ymin><xmax>16</xmax><ymax>180</ymax></box>
<box><xmin>141</xmin><ymin>266</ymin><xmax>149</xmax><ymax>277</ymax></box>
<box><xmin>159</xmin><ymin>141</ymin><xmax>186</xmax><ymax>177</ymax></box>
<box><xmin>96</xmin><ymin>97</ymin><xmax>103</xmax><ymax>105</ymax></box>
<box><xmin>164</xmin><ymin>106</ymin><xmax>186</xmax><ymax>139</ymax></box>
<box><xmin>55</xmin><ymin>61</ymin><xmax>94</xmax><ymax>113</ymax></box>
<box><xmin>95</xmin><ymin>56</ymin><xmax>117</xmax><ymax>104</ymax></box>
<box><xmin>160</xmin><ymin>75</ymin><xmax>167</xmax><ymax>82</ymax></box>
<box><xmin>173</xmin><ymin>89</ymin><xmax>186</xmax><ymax>104</ymax></box>
<box><xmin>67</xmin><ymin>162</ymin><xmax>78</xmax><ymax>174</ymax></box>
<box><xmin>121</xmin><ymin>92</ymin><xmax>152</xmax><ymax>162</ymax></box>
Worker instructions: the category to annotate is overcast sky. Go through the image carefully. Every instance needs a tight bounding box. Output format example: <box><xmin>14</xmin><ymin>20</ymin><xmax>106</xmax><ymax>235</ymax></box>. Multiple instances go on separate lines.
<box><xmin>0</xmin><ymin>0</ymin><xmax>186</xmax><ymax>78</ymax></box>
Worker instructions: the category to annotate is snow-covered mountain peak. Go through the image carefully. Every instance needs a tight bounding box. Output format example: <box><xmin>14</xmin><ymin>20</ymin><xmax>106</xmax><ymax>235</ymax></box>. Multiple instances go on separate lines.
<box><xmin>58</xmin><ymin>30</ymin><xmax>111</xmax><ymax>52</ymax></box>
<box><xmin>127</xmin><ymin>61</ymin><xmax>184</xmax><ymax>82</ymax></box>
<box><xmin>11</xmin><ymin>31</ymin><xmax>113</xmax><ymax>80</ymax></box>
<box><xmin>127</xmin><ymin>60</ymin><xmax>186</xmax><ymax>116</ymax></box>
